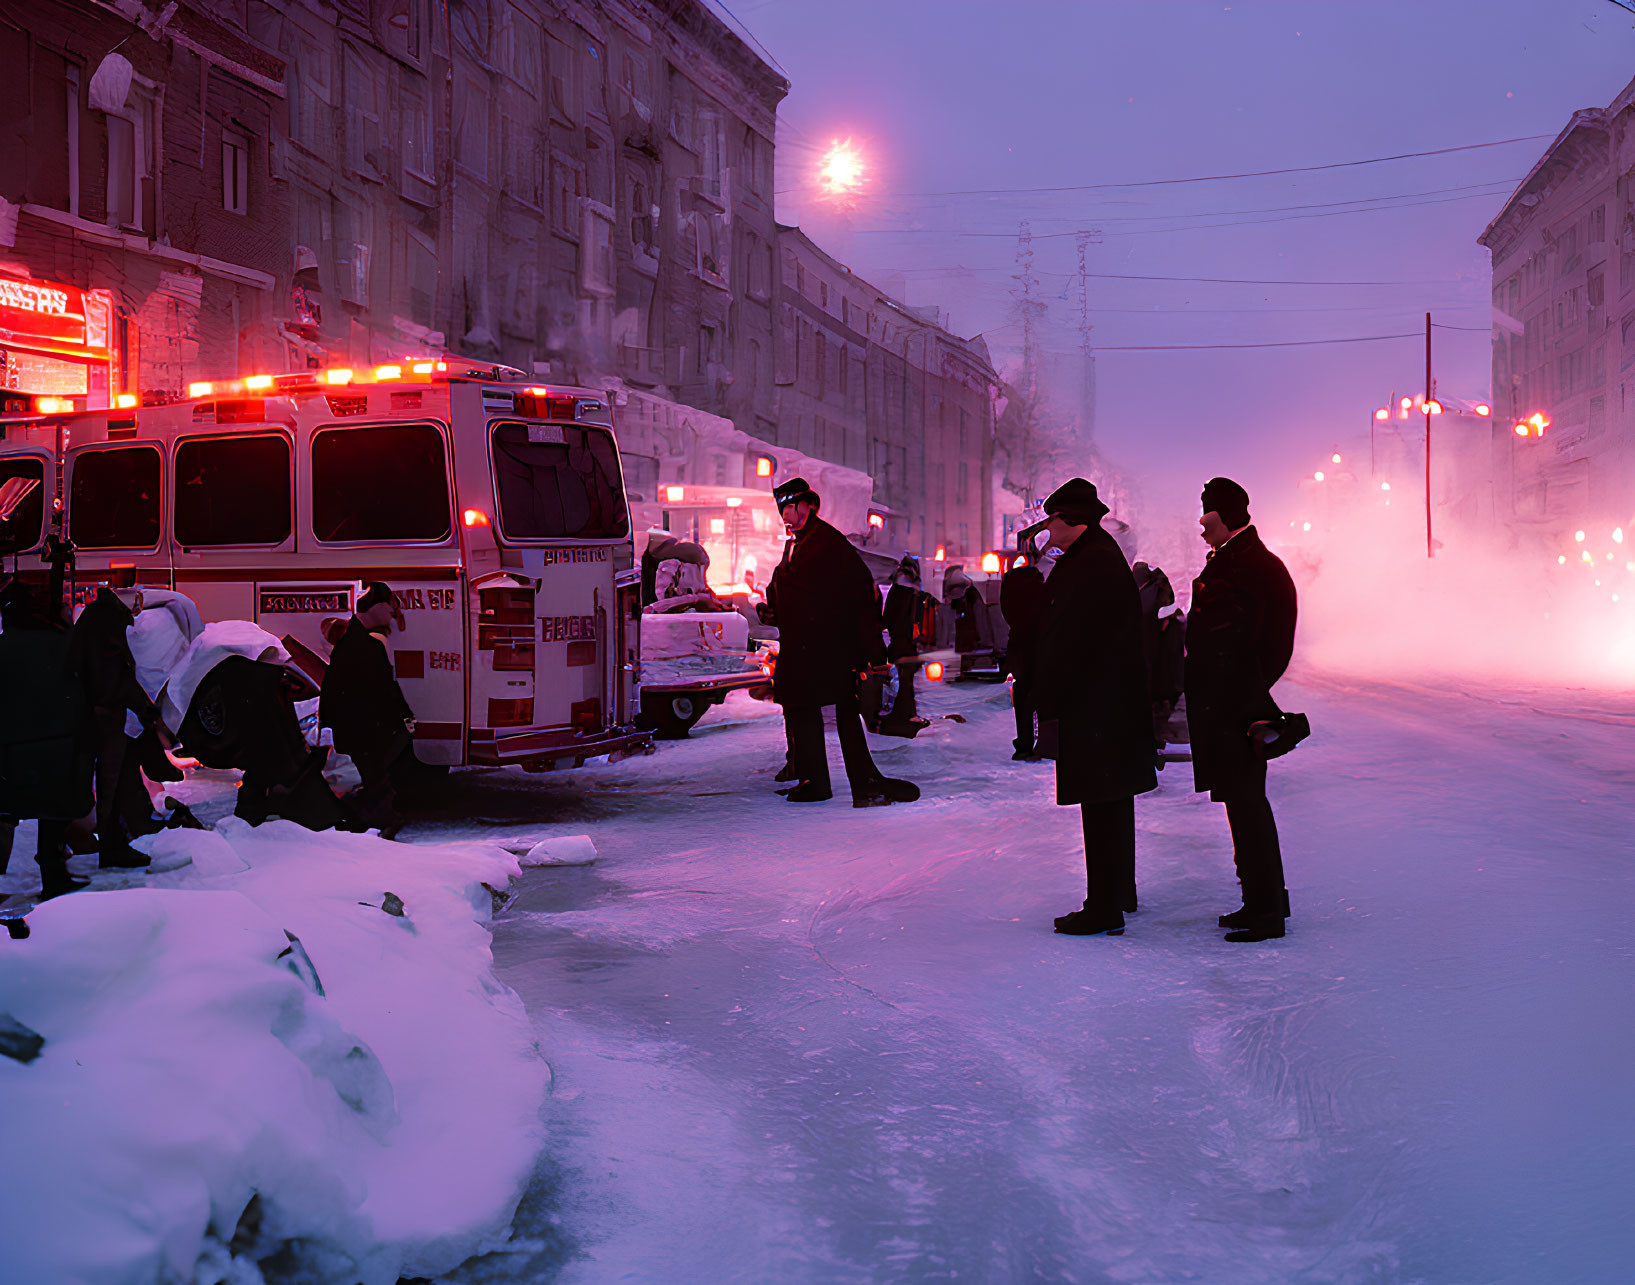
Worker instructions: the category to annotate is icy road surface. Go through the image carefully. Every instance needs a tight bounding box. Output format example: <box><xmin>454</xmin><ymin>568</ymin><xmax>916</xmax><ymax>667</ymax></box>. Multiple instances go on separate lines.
<box><xmin>432</xmin><ymin>675</ymin><xmax>1634</xmax><ymax>1283</ymax></box>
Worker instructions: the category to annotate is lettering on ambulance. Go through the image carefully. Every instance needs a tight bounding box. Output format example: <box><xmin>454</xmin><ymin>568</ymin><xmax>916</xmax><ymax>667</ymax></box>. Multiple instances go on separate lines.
<box><xmin>540</xmin><ymin>548</ymin><xmax>609</xmax><ymax>566</ymax></box>
<box><xmin>541</xmin><ymin>615</ymin><xmax>597</xmax><ymax>642</ymax></box>
<box><xmin>429</xmin><ymin>650</ymin><xmax>462</xmax><ymax>672</ymax></box>
<box><xmin>259</xmin><ymin>590</ymin><xmax>352</xmax><ymax>614</ymax></box>
<box><xmin>390</xmin><ymin>587</ymin><xmax>457</xmax><ymax>611</ymax></box>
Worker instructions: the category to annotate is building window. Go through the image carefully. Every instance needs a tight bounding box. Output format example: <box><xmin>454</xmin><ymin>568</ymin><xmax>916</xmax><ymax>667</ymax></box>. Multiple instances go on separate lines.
<box><xmin>1590</xmin><ymin>205</ymin><xmax>1606</xmax><ymax>243</ymax></box>
<box><xmin>455</xmin><ymin>75</ymin><xmax>489</xmax><ymax>178</ymax></box>
<box><xmin>106</xmin><ymin>91</ymin><xmax>152</xmax><ymax>232</ymax></box>
<box><xmin>222</xmin><ymin>130</ymin><xmax>249</xmax><ymax>216</ymax></box>
<box><xmin>957</xmin><ymin>460</ymin><xmax>968</xmax><ymax>504</ymax></box>
<box><xmin>551</xmin><ymin>154</ymin><xmax>585</xmax><ymax>240</ymax></box>
<box><xmin>838</xmin><ymin>346</ymin><xmax>848</xmax><ymax>397</ymax></box>
<box><xmin>819</xmin><ymin>281</ymin><xmax>828</xmax><ymax>309</ymax></box>
<box><xmin>66</xmin><ymin>66</ymin><xmax>81</xmax><ymax>216</ymax></box>
<box><xmin>815</xmin><ymin>331</ymin><xmax>827</xmax><ymax>398</ymax></box>
<box><xmin>312</xmin><ymin>423</ymin><xmax>450</xmax><ymax>543</ymax></box>
<box><xmin>959</xmin><ymin>406</ymin><xmax>969</xmax><ymax>450</ymax></box>
<box><xmin>402</xmin><ymin>79</ymin><xmax>432</xmax><ymax>180</ymax></box>
<box><xmin>796</xmin><ymin>262</ymin><xmax>805</xmax><ymax>296</ymax></box>
<box><xmin>548</xmin><ymin>34</ymin><xmax>579</xmax><ymax>125</ymax></box>
<box><xmin>696</xmin><ymin>325</ymin><xmax>716</xmax><ymax>376</ymax></box>
<box><xmin>581</xmin><ymin>207</ymin><xmax>614</xmax><ymax>296</ymax></box>
<box><xmin>174</xmin><ymin>435</ymin><xmax>292</xmax><ymax>547</ymax></box>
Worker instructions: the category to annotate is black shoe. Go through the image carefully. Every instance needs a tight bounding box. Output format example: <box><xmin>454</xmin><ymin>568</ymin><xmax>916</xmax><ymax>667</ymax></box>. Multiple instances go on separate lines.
<box><xmin>39</xmin><ymin>868</ymin><xmax>91</xmax><ymax>899</ymax></box>
<box><xmin>773</xmin><ymin>763</ymin><xmax>799</xmax><ymax>783</ymax></box>
<box><xmin>852</xmin><ymin>777</ymin><xmax>919</xmax><ymax>808</ymax></box>
<box><xmin>783</xmin><ymin>781</ymin><xmax>834</xmax><ymax>803</ymax></box>
<box><xmin>1011</xmin><ymin>747</ymin><xmax>1037</xmax><ymax>761</ymax></box>
<box><xmin>876</xmin><ymin>718</ymin><xmax>929</xmax><ymax>740</ymax></box>
<box><xmin>98</xmin><ymin>845</ymin><xmax>150</xmax><ymax>870</ymax></box>
<box><xmin>1224</xmin><ymin>914</ymin><xmax>1285</xmax><ymax>943</ymax></box>
<box><xmin>1053</xmin><ymin>909</ymin><xmax>1124</xmax><ymax>936</ymax></box>
<box><xmin>1122</xmin><ymin>895</ymin><xmax>1139</xmax><ymax>915</ymax></box>
<box><xmin>1219</xmin><ymin>889</ymin><xmax>1291</xmax><ymax>928</ymax></box>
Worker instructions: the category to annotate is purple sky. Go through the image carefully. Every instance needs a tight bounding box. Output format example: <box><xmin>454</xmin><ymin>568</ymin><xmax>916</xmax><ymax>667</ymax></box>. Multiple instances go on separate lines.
<box><xmin>734</xmin><ymin>0</ymin><xmax>1635</xmax><ymax>526</ymax></box>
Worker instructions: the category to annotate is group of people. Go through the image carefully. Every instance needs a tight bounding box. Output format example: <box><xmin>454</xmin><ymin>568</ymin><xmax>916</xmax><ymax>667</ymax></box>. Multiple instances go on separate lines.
<box><xmin>756</xmin><ymin>470</ymin><xmax>1299</xmax><ymax>944</ymax></box>
<box><xmin>0</xmin><ymin>575</ymin><xmax>438</xmax><ymax>901</ymax></box>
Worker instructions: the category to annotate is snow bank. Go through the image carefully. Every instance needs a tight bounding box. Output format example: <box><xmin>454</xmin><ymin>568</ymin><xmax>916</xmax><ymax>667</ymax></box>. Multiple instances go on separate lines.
<box><xmin>0</xmin><ymin>820</ymin><xmax>545</xmax><ymax>1284</ymax></box>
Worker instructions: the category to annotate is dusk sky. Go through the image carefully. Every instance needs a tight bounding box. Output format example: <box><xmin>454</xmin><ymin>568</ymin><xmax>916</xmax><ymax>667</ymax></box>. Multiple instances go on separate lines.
<box><xmin>732</xmin><ymin>0</ymin><xmax>1635</xmax><ymax>527</ymax></box>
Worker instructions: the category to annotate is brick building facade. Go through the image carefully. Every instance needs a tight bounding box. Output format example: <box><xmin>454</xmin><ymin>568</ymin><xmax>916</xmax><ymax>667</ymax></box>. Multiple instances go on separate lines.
<box><xmin>0</xmin><ymin>0</ymin><xmax>286</xmax><ymax>404</ymax></box>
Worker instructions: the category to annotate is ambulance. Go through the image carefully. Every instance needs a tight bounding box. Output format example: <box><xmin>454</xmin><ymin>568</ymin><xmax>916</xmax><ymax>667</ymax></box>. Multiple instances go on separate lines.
<box><xmin>0</xmin><ymin>358</ymin><xmax>652</xmax><ymax>770</ymax></box>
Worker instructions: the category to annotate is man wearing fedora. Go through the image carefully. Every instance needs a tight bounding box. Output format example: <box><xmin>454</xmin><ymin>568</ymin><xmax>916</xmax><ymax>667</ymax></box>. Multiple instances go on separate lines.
<box><xmin>764</xmin><ymin>477</ymin><xmax>918</xmax><ymax>808</ymax></box>
<box><xmin>1028</xmin><ymin>478</ymin><xmax>1157</xmax><ymax>937</ymax></box>
<box><xmin>1187</xmin><ymin>477</ymin><xmax>1298</xmax><ymax>943</ymax></box>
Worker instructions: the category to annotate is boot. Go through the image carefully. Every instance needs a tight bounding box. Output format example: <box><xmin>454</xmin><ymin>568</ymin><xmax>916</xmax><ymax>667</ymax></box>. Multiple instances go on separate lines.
<box><xmin>773</xmin><ymin>762</ymin><xmax>799</xmax><ymax>783</ymax></box>
<box><xmin>1224</xmin><ymin>914</ymin><xmax>1285</xmax><ymax>943</ymax></box>
<box><xmin>852</xmin><ymin>777</ymin><xmax>920</xmax><ymax>808</ymax></box>
<box><xmin>1053</xmin><ymin>908</ymin><xmax>1124</xmax><ymax>937</ymax></box>
<box><xmin>782</xmin><ymin>781</ymin><xmax>833</xmax><ymax>803</ymax></box>
<box><xmin>38</xmin><ymin>855</ymin><xmax>90</xmax><ymax>900</ymax></box>
<box><xmin>1219</xmin><ymin>889</ymin><xmax>1291</xmax><ymax>929</ymax></box>
<box><xmin>97</xmin><ymin>834</ymin><xmax>150</xmax><ymax>870</ymax></box>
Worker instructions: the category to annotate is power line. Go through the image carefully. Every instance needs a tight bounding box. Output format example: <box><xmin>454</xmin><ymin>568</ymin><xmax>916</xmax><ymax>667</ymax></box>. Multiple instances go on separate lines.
<box><xmin>1081</xmin><ymin>271</ymin><xmax>1466</xmax><ymax>287</ymax></box>
<box><xmin>873</xmin><ymin>133</ymin><xmax>1553</xmax><ymax>199</ymax></box>
<box><xmin>1098</xmin><ymin>332</ymin><xmax>1419</xmax><ymax>351</ymax></box>
<box><xmin>1432</xmin><ymin>322</ymin><xmax>1492</xmax><ymax>332</ymax></box>
<box><xmin>854</xmin><ymin>182</ymin><xmax>1517</xmax><ymax>241</ymax></box>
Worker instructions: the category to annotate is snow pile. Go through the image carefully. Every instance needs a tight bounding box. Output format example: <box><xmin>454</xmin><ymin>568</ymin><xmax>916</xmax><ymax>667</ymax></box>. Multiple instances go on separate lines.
<box><xmin>520</xmin><ymin>835</ymin><xmax>598</xmax><ymax>868</ymax></box>
<box><xmin>0</xmin><ymin>819</ymin><xmax>545</xmax><ymax>1284</ymax></box>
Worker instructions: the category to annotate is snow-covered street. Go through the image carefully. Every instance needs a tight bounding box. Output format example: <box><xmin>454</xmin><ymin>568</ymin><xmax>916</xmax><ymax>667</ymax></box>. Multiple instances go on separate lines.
<box><xmin>410</xmin><ymin>675</ymin><xmax>1635</xmax><ymax>1283</ymax></box>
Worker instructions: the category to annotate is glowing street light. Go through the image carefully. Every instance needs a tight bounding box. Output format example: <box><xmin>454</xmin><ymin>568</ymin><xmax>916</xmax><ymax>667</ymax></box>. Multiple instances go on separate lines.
<box><xmin>1313</xmin><ymin>471</ymin><xmax>1326</xmax><ymax>482</ymax></box>
<box><xmin>1331</xmin><ymin>452</ymin><xmax>1343</xmax><ymax>464</ymax></box>
<box><xmin>1474</xmin><ymin>403</ymin><xmax>1491</xmax><ymax>417</ymax></box>
<box><xmin>1381</xmin><ymin>481</ymin><xmax>1391</xmax><ymax>491</ymax></box>
<box><xmin>1374</xmin><ymin>408</ymin><xmax>1390</xmax><ymax>421</ymax></box>
<box><xmin>818</xmin><ymin>138</ymin><xmax>866</xmax><ymax>202</ymax></box>
<box><xmin>1575</xmin><ymin>530</ymin><xmax>1586</xmax><ymax>542</ymax></box>
<box><xmin>1423</xmin><ymin>399</ymin><xmax>1443</xmax><ymax>415</ymax></box>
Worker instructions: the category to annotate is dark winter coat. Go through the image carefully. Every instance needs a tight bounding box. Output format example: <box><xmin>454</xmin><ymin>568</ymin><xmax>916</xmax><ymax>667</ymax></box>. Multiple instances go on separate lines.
<box><xmin>0</xmin><ymin>623</ymin><xmax>93</xmax><ymax>820</ymax></box>
<box><xmin>1033</xmin><ymin>526</ymin><xmax>1159</xmax><ymax>806</ymax></box>
<box><xmin>1185</xmin><ymin>526</ymin><xmax>1297</xmax><ymax>800</ymax></box>
<box><xmin>320</xmin><ymin>617</ymin><xmax>415</xmax><ymax>758</ymax></box>
<box><xmin>1000</xmin><ymin>564</ymin><xmax>1048</xmax><ymax>684</ymax></box>
<box><xmin>769</xmin><ymin>516</ymin><xmax>885</xmax><ymax>707</ymax></box>
<box><xmin>66</xmin><ymin>588</ymin><xmax>158</xmax><ymax>726</ymax></box>
<box><xmin>882</xmin><ymin>583</ymin><xmax>919</xmax><ymax>661</ymax></box>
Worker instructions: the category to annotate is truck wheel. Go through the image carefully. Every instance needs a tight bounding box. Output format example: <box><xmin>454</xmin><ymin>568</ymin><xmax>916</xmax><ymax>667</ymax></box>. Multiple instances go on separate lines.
<box><xmin>641</xmin><ymin>692</ymin><xmax>707</xmax><ymax>739</ymax></box>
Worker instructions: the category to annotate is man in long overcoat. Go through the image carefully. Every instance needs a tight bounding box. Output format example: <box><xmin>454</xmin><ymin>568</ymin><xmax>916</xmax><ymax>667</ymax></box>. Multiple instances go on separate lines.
<box><xmin>321</xmin><ymin>581</ymin><xmax>419</xmax><ymax>826</ymax></box>
<box><xmin>1029</xmin><ymin>478</ymin><xmax>1157</xmax><ymax>936</ymax></box>
<box><xmin>767</xmin><ymin>477</ymin><xmax>917</xmax><ymax>807</ymax></box>
<box><xmin>0</xmin><ymin>583</ymin><xmax>93</xmax><ymax>898</ymax></box>
<box><xmin>1185</xmin><ymin>477</ymin><xmax>1298</xmax><ymax>942</ymax></box>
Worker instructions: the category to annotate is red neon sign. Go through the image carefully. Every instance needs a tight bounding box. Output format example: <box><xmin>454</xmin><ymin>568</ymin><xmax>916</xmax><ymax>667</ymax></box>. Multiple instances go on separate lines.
<box><xmin>0</xmin><ymin>276</ymin><xmax>95</xmax><ymax>350</ymax></box>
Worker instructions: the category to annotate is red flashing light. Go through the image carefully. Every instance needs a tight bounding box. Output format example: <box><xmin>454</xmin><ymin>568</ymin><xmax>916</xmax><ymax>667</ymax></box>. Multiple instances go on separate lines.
<box><xmin>463</xmin><ymin>508</ymin><xmax>492</xmax><ymax>528</ymax></box>
<box><xmin>1474</xmin><ymin>403</ymin><xmax>1491</xmax><ymax>417</ymax></box>
<box><xmin>867</xmin><ymin>512</ymin><xmax>885</xmax><ymax>529</ymax></box>
<box><xmin>933</xmin><ymin>545</ymin><xmax>946</xmax><ymax>562</ymax></box>
<box><xmin>925</xmin><ymin>661</ymin><xmax>945</xmax><ymax>682</ymax></box>
<box><xmin>1423</xmin><ymin>399</ymin><xmax>1443</xmax><ymax>415</ymax></box>
<box><xmin>755</xmin><ymin>455</ymin><xmax>774</xmax><ymax>478</ymax></box>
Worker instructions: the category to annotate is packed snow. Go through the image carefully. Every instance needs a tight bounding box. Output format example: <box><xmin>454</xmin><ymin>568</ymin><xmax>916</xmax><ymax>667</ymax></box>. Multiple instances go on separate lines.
<box><xmin>421</xmin><ymin>676</ymin><xmax>1631</xmax><ymax>1283</ymax></box>
<box><xmin>4</xmin><ymin>654</ymin><xmax>1630</xmax><ymax>1282</ymax></box>
<box><xmin>0</xmin><ymin>819</ymin><xmax>545</xmax><ymax>1284</ymax></box>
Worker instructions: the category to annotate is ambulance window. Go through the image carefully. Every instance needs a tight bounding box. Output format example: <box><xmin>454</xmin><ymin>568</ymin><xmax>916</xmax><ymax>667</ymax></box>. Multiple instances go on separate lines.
<box><xmin>312</xmin><ymin>423</ymin><xmax>451</xmax><ymax>543</ymax></box>
<box><xmin>174</xmin><ymin>435</ymin><xmax>292</xmax><ymax>546</ymax></box>
<box><xmin>70</xmin><ymin>446</ymin><xmax>161</xmax><ymax>549</ymax></box>
<box><xmin>0</xmin><ymin>456</ymin><xmax>46</xmax><ymax>552</ymax></box>
<box><xmin>491</xmin><ymin>421</ymin><xmax>629</xmax><ymax>540</ymax></box>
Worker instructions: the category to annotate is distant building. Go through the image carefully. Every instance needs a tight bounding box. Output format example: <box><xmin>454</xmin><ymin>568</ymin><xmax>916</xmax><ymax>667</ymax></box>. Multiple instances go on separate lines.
<box><xmin>775</xmin><ymin>226</ymin><xmax>1000</xmax><ymax>559</ymax></box>
<box><xmin>1479</xmin><ymin>77</ymin><xmax>1635</xmax><ymax>538</ymax></box>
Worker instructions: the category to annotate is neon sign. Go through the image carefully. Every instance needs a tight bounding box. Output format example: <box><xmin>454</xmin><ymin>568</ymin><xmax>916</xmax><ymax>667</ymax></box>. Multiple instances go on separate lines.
<box><xmin>0</xmin><ymin>276</ymin><xmax>91</xmax><ymax>349</ymax></box>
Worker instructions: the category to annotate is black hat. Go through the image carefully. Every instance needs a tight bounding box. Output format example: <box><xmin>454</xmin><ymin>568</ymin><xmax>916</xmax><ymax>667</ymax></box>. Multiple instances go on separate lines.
<box><xmin>358</xmin><ymin>581</ymin><xmax>396</xmax><ymax>612</ymax></box>
<box><xmin>1018</xmin><ymin>478</ymin><xmax>1109</xmax><ymax>541</ymax></box>
<box><xmin>772</xmin><ymin>476</ymin><xmax>820</xmax><ymax>510</ymax></box>
<box><xmin>1201</xmin><ymin>477</ymin><xmax>1251</xmax><ymax>529</ymax></box>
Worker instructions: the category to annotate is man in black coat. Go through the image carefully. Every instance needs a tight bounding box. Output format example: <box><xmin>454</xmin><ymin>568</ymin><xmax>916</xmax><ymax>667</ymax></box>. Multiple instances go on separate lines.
<box><xmin>878</xmin><ymin>555</ymin><xmax>928</xmax><ymax>734</ymax></box>
<box><xmin>0</xmin><ymin>583</ymin><xmax>92</xmax><ymax>899</ymax></box>
<box><xmin>1029</xmin><ymin>478</ymin><xmax>1158</xmax><ymax>936</ymax></box>
<box><xmin>1000</xmin><ymin>561</ymin><xmax>1048</xmax><ymax>759</ymax></box>
<box><xmin>320</xmin><ymin>582</ymin><xmax>419</xmax><ymax>826</ymax></box>
<box><xmin>766</xmin><ymin>478</ymin><xmax>917</xmax><ymax>807</ymax></box>
<box><xmin>1185</xmin><ymin>477</ymin><xmax>1298</xmax><ymax>943</ymax></box>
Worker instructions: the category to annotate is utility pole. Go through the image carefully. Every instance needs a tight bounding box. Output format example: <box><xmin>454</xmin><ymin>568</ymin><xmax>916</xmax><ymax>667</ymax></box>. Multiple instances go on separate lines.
<box><xmin>1424</xmin><ymin>312</ymin><xmax>1434</xmax><ymax>559</ymax></box>
<box><xmin>1010</xmin><ymin>221</ymin><xmax>1048</xmax><ymax>494</ymax></box>
<box><xmin>1075</xmin><ymin>230</ymin><xmax>1102</xmax><ymax>453</ymax></box>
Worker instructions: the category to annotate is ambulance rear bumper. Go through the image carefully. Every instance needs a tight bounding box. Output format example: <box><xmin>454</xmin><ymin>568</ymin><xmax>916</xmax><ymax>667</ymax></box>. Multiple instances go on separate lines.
<box><xmin>469</xmin><ymin>723</ymin><xmax>654</xmax><ymax>769</ymax></box>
